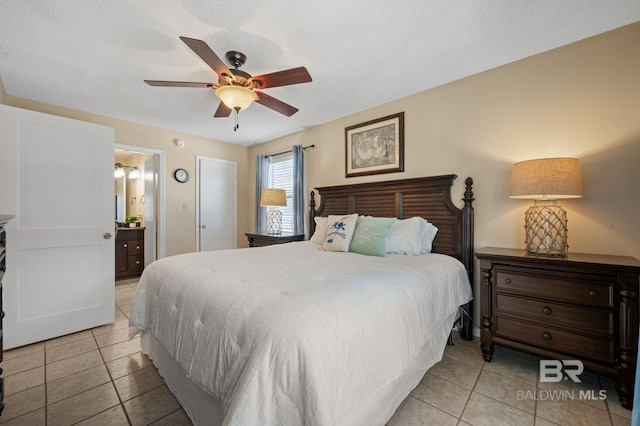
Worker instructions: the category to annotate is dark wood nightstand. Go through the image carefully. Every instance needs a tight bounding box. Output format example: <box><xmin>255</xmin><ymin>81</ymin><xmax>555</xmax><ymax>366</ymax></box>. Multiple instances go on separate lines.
<box><xmin>245</xmin><ymin>233</ymin><xmax>305</xmax><ymax>247</ymax></box>
<box><xmin>476</xmin><ymin>247</ymin><xmax>640</xmax><ymax>409</ymax></box>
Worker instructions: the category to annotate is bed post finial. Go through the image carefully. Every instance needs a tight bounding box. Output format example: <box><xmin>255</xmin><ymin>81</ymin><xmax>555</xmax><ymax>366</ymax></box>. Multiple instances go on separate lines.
<box><xmin>309</xmin><ymin>191</ymin><xmax>317</xmax><ymax>235</ymax></box>
<box><xmin>464</xmin><ymin>177</ymin><xmax>474</xmax><ymax>207</ymax></box>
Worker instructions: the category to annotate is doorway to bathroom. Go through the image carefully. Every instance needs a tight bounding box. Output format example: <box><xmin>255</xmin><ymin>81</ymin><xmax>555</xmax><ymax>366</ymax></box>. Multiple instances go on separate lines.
<box><xmin>115</xmin><ymin>144</ymin><xmax>165</xmax><ymax>277</ymax></box>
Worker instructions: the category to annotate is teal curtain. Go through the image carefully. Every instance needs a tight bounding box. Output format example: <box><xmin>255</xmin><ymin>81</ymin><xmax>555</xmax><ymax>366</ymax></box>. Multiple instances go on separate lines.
<box><xmin>255</xmin><ymin>154</ymin><xmax>271</xmax><ymax>234</ymax></box>
<box><xmin>292</xmin><ymin>145</ymin><xmax>306</xmax><ymax>236</ymax></box>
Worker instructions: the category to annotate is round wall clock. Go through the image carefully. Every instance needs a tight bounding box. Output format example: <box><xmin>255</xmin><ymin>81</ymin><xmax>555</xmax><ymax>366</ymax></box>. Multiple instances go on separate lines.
<box><xmin>174</xmin><ymin>168</ymin><xmax>189</xmax><ymax>183</ymax></box>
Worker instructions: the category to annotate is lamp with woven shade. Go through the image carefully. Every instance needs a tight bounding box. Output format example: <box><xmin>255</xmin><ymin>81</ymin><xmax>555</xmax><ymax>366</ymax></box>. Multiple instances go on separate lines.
<box><xmin>510</xmin><ymin>157</ymin><xmax>582</xmax><ymax>256</ymax></box>
<box><xmin>260</xmin><ymin>188</ymin><xmax>287</xmax><ymax>235</ymax></box>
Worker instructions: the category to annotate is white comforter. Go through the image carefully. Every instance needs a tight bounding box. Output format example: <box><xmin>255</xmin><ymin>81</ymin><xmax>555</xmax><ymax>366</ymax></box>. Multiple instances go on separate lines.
<box><xmin>129</xmin><ymin>242</ymin><xmax>472</xmax><ymax>425</ymax></box>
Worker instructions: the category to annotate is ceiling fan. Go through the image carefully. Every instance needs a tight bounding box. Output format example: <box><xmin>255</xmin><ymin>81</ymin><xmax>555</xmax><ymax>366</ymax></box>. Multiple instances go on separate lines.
<box><xmin>145</xmin><ymin>36</ymin><xmax>312</xmax><ymax>131</ymax></box>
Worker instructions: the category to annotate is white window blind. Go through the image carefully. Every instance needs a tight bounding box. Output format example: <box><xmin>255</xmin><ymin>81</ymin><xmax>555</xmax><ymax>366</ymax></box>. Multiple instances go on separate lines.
<box><xmin>268</xmin><ymin>155</ymin><xmax>294</xmax><ymax>234</ymax></box>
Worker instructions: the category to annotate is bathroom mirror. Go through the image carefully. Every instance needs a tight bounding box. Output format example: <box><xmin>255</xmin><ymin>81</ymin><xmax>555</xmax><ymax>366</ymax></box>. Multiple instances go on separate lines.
<box><xmin>115</xmin><ymin>175</ymin><xmax>126</xmax><ymax>222</ymax></box>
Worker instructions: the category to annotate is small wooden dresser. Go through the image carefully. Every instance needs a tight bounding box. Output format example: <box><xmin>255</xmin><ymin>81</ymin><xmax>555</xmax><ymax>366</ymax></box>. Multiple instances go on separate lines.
<box><xmin>476</xmin><ymin>247</ymin><xmax>640</xmax><ymax>409</ymax></box>
<box><xmin>0</xmin><ymin>215</ymin><xmax>14</xmax><ymax>416</ymax></box>
<box><xmin>115</xmin><ymin>228</ymin><xmax>145</xmax><ymax>279</ymax></box>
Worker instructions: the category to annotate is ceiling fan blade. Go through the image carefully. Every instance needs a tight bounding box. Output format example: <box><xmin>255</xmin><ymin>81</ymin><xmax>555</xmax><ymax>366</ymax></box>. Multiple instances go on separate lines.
<box><xmin>250</xmin><ymin>67</ymin><xmax>312</xmax><ymax>89</ymax></box>
<box><xmin>214</xmin><ymin>102</ymin><xmax>233</xmax><ymax>118</ymax></box>
<box><xmin>144</xmin><ymin>80</ymin><xmax>216</xmax><ymax>88</ymax></box>
<box><xmin>179</xmin><ymin>36</ymin><xmax>231</xmax><ymax>77</ymax></box>
<box><xmin>255</xmin><ymin>91</ymin><xmax>299</xmax><ymax>116</ymax></box>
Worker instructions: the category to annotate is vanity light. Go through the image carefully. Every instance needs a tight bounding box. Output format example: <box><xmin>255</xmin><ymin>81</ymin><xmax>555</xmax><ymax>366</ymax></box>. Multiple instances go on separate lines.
<box><xmin>128</xmin><ymin>167</ymin><xmax>140</xmax><ymax>179</ymax></box>
<box><xmin>114</xmin><ymin>165</ymin><xmax>125</xmax><ymax>178</ymax></box>
<box><xmin>114</xmin><ymin>163</ymin><xmax>140</xmax><ymax>180</ymax></box>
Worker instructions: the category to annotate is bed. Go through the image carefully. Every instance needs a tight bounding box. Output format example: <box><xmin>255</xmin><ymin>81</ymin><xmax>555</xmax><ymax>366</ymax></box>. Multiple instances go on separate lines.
<box><xmin>129</xmin><ymin>174</ymin><xmax>475</xmax><ymax>425</ymax></box>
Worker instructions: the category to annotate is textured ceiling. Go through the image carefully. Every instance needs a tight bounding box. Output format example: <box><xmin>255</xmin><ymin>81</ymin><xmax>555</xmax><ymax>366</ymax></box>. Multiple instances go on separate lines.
<box><xmin>1</xmin><ymin>1</ymin><xmax>639</xmax><ymax>146</ymax></box>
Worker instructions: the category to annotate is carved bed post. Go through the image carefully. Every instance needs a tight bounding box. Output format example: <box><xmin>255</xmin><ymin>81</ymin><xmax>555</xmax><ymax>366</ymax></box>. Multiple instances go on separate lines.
<box><xmin>460</xmin><ymin>177</ymin><xmax>475</xmax><ymax>341</ymax></box>
<box><xmin>479</xmin><ymin>259</ymin><xmax>494</xmax><ymax>361</ymax></box>
<box><xmin>616</xmin><ymin>274</ymin><xmax>638</xmax><ymax>408</ymax></box>
<box><xmin>309</xmin><ymin>191</ymin><xmax>317</xmax><ymax>235</ymax></box>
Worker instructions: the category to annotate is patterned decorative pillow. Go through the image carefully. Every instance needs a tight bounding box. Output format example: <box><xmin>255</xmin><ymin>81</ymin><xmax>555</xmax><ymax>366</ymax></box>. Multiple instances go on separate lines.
<box><xmin>349</xmin><ymin>216</ymin><xmax>397</xmax><ymax>256</ymax></box>
<box><xmin>310</xmin><ymin>216</ymin><xmax>328</xmax><ymax>244</ymax></box>
<box><xmin>385</xmin><ymin>217</ymin><xmax>422</xmax><ymax>255</ymax></box>
<box><xmin>322</xmin><ymin>214</ymin><xmax>358</xmax><ymax>252</ymax></box>
<box><xmin>419</xmin><ymin>218</ymin><xmax>439</xmax><ymax>253</ymax></box>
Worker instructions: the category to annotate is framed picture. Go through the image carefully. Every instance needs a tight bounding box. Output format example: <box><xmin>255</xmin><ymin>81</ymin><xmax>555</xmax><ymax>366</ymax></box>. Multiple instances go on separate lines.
<box><xmin>345</xmin><ymin>112</ymin><xmax>404</xmax><ymax>178</ymax></box>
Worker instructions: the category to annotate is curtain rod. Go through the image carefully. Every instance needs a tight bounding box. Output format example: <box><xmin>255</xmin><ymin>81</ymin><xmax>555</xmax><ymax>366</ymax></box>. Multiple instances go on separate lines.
<box><xmin>265</xmin><ymin>144</ymin><xmax>315</xmax><ymax>158</ymax></box>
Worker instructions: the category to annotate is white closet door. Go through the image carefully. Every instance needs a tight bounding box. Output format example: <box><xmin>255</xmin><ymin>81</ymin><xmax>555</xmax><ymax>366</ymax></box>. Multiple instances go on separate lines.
<box><xmin>197</xmin><ymin>157</ymin><xmax>237</xmax><ymax>252</ymax></box>
<box><xmin>0</xmin><ymin>104</ymin><xmax>115</xmax><ymax>349</ymax></box>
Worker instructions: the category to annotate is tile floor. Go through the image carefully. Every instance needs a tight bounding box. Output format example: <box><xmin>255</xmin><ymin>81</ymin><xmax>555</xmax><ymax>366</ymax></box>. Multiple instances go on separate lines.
<box><xmin>0</xmin><ymin>279</ymin><xmax>633</xmax><ymax>425</ymax></box>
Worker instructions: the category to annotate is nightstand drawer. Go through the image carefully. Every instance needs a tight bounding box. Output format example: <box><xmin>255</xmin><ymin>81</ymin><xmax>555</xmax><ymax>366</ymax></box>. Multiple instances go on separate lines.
<box><xmin>495</xmin><ymin>293</ymin><xmax>613</xmax><ymax>335</ymax></box>
<box><xmin>495</xmin><ymin>268</ymin><xmax>613</xmax><ymax>308</ymax></box>
<box><xmin>495</xmin><ymin>316</ymin><xmax>614</xmax><ymax>363</ymax></box>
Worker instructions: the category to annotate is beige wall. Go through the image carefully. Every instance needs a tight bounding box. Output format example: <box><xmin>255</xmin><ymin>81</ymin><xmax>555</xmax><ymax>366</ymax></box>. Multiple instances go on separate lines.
<box><xmin>3</xmin><ymin>97</ymin><xmax>252</xmax><ymax>255</ymax></box>
<box><xmin>250</xmin><ymin>22</ymin><xmax>640</xmax><ymax>301</ymax></box>
<box><xmin>2</xmin><ymin>23</ymin><xmax>638</xmax><ymax>266</ymax></box>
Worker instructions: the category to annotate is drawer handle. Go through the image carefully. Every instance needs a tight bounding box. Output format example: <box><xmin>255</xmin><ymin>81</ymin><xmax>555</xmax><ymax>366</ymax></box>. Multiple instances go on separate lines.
<box><xmin>542</xmin><ymin>332</ymin><xmax>552</xmax><ymax>341</ymax></box>
<box><xmin>588</xmin><ymin>290</ymin><xmax>598</xmax><ymax>297</ymax></box>
<box><xmin>124</xmin><ymin>243</ymin><xmax>128</xmax><ymax>248</ymax></box>
<box><xmin>136</xmin><ymin>260</ymin><xmax>140</xmax><ymax>265</ymax></box>
<box><xmin>542</xmin><ymin>307</ymin><xmax>552</xmax><ymax>315</ymax></box>
<box><xmin>136</xmin><ymin>245</ymin><xmax>140</xmax><ymax>250</ymax></box>
<box><xmin>504</xmin><ymin>278</ymin><xmax>512</xmax><ymax>284</ymax></box>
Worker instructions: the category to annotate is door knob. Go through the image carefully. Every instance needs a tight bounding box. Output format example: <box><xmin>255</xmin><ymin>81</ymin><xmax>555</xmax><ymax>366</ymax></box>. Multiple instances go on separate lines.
<box><xmin>201</xmin><ymin>224</ymin><xmax>207</xmax><ymax>229</ymax></box>
<box><xmin>103</xmin><ymin>232</ymin><xmax>112</xmax><ymax>239</ymax></box>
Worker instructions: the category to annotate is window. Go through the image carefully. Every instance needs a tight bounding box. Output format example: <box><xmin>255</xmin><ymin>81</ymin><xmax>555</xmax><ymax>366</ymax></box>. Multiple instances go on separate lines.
<box><xmin>268</xmin><ymin>154</ymin><xmax>294</xmax><ymax>234</ymax></box>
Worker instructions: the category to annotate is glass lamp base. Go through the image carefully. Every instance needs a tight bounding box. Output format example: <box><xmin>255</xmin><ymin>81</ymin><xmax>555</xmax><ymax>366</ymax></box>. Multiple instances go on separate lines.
<box><xmin>266</xmin><ymin>209</ymin><xmax>282</xmax><ymax>235</ymax></box>
<box><xmin>524</xmin><ymin>200</ymin><xmax>568</xmax><ymax>256</ymax></box>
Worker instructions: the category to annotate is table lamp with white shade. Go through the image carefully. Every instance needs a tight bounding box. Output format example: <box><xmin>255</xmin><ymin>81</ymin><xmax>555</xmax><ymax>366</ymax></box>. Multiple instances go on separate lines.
<box><xmin>510</xmin><ymin>157</ymin><xmax>582</xmax><ymax>256</ymax></box>
<box><xmin>260</xmin><ymin>188</ymin><xmax>287</xmax><ymax>235</ymax></box>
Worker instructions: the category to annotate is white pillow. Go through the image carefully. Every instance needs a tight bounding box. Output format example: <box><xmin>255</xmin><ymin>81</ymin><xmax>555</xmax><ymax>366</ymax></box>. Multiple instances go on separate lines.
<box><xmin>310</xmin><ymin>216</ymin><xmax>328</xmax><ymax>244</ymax></box>
<box><xmin>385</xmin><ymin>217</ymin><xmax>422</xmax><ymax>256</ymax></box>
<box><xmin>322</xmin><ymin>214</ymin><xmax>358</xmax><ymax>252</ymax></box>
<box><xmin>419</xmin><ymin>218</ymin><xmax>439</xmax><ymax>253</ymax></box>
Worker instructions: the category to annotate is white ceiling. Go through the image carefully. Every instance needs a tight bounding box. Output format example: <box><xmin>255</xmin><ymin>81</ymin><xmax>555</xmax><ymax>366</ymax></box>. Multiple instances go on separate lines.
<box><xmin>1</xmin><ymin>1</ymin><xmax>638</xmax><ymax>147</ymax></box>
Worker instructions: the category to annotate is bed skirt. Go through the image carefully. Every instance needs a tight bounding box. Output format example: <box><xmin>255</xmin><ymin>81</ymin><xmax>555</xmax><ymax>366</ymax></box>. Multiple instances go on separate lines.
<box><xmin>141</xmin><ymin>309</ymin><xmax>459</xmax><ymax>426</ymax></box>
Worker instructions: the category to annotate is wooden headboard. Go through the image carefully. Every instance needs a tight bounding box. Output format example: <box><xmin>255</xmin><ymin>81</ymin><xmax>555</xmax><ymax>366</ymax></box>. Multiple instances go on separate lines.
<box><xmin>309</xmin><ymin>174</ymin><xmax>475</xmax><ymax>340</ymax></box>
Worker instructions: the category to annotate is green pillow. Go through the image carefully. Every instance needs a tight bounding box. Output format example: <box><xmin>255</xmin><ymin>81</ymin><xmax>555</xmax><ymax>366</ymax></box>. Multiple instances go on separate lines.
<box><xmin>349</xmin><ymin>216</ymin><xmax>397</xmax><ymax>256</ymax></box>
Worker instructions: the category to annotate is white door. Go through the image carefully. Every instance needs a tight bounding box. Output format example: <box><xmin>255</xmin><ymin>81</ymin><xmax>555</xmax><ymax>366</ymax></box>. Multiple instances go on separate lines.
<box><xmin>143</xmin><ymin>155</ymin><xmax>157</xmax><ymax>267</ymax></box>
<box><xmin>0</xmin><ymin>104</ymin><xmax>115</xmax><ymax>349</ymax></box>
<box><xmin>197</xmin><ymin>157</ymin><xmax>237</xmax><ymax>251</ymax></box>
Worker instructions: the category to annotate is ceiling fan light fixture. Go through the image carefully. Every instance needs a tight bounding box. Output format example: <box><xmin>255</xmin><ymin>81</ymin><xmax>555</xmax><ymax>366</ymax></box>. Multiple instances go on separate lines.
<box><xmin>215</xmin><ymin>85</ymin><xmax>257</xmax><ymax>110</ymax></box>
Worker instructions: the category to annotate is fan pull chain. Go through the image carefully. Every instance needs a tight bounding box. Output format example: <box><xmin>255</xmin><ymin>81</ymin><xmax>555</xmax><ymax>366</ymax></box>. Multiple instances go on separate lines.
<box><xmin>234</xmin><ymin>107</ymin><xmax>240</xmax><ymax>132</ymax></box>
